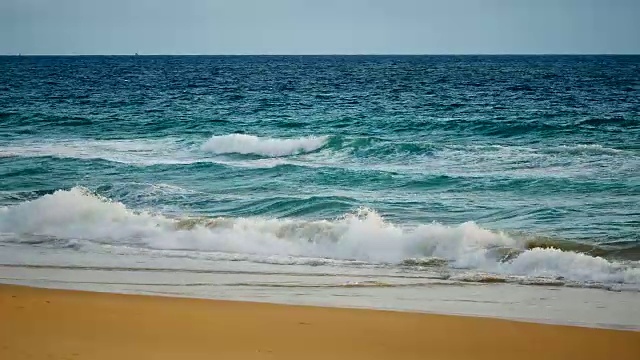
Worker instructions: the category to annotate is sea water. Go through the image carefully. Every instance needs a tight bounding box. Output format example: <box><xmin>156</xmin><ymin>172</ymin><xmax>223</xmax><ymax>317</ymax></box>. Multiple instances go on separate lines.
<box><xmin>1</xmin><ymin>55</ymin><xmax>638</xmax><ymax>328</ymax></box>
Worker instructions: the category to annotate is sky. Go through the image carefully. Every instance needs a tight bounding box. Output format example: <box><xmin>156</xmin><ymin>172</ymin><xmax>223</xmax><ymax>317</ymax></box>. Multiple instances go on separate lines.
<box><xmin>1</xmin><ymin>0</ymin><xmax>639</xmax><ymax>55</ymax></box>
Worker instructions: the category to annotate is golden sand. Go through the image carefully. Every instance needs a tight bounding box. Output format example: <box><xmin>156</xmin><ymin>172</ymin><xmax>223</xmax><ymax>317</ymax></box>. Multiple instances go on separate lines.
<box><xmin>1</xmin><ymin>284</ymin><xmax>638</xmax><ymax>360</ymax></box>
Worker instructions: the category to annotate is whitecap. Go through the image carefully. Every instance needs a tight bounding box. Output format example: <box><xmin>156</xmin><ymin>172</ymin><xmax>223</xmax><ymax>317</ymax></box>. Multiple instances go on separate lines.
<box><xmin>201</xmin><ymin>134</ymin><xmax>328</xmax><ymax>157</ymax></box>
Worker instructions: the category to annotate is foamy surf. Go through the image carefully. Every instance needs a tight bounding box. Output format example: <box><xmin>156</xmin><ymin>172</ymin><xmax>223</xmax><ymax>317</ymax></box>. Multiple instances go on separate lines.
<box><xmin>201</xmin><ymin>134</ymin><xmax>329</xmax><ymax>157</ymax></box>
<box><xmin>0</xmin><ymin>187</ymin><xmax>638</xmax><ymax>289</ymax></box>
<box><xmin>0</xmin><ymin>138</ymin><xmax>197</xmax><ymax>165</ymax></box>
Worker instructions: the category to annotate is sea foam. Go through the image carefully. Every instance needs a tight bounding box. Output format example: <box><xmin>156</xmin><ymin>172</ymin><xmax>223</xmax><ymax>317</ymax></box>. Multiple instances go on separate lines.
<box><xmin>0</xmin><ymin>187</ymin><xmax>638</xmax><ymax>287</ymax></box>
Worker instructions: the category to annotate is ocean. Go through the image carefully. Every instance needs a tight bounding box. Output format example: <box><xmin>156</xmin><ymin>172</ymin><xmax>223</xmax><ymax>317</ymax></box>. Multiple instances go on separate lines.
<box><xmin>1</xmin><ymin>55</ymin><xmax>639</xmax><ymax>328</ymax></box>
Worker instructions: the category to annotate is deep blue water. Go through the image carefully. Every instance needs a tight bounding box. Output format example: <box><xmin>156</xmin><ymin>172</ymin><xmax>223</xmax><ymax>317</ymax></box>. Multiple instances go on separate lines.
<box><xmin>0</xmin><ymin>56</ymin><xmax>639</xmax><ymax>289</ymax></box>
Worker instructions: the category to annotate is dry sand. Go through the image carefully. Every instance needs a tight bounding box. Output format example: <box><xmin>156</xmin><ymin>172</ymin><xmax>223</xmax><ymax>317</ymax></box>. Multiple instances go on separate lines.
<box><xmin>1</xmin><ymin>284</ymin><xmax>638</xmax><ymax>360</ymax></box>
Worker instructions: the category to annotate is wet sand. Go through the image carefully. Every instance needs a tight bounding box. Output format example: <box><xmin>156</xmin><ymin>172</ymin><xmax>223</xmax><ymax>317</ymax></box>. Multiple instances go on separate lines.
<box><xmin>1</xmin><ymin>284</ymin><xmax>638</xmax><ymax>360</ymax></box>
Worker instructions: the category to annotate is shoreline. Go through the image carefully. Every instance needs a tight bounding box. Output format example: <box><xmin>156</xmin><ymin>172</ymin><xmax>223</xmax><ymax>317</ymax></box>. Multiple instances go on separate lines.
<box><xmin>2</xmin><ymin>278</ymin><xmax>637</xmax><ymax>331</ymax></box>
<box><xmin>2</xmin><ymin>284</ymin><xmax>639</xmax><ymax>360</ymax></box>
<box><xmin>2</xmin><ymin>261</ymin><xmax>639</xmax><ymax>331</ymax></box>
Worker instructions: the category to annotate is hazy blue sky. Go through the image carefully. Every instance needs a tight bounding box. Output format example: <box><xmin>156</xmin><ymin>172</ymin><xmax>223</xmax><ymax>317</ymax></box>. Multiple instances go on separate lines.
<box><xmin>1</xmin><ymin>0</ymin><xmax>639</xmax><ymax>55</ymax></box>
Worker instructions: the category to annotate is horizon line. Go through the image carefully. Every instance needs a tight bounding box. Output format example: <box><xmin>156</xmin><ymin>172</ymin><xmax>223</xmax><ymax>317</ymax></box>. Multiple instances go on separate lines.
<box><xmin>2</xmin><ymin>53</ymin><xmax>640</xmax><ymax>57</ymax></box>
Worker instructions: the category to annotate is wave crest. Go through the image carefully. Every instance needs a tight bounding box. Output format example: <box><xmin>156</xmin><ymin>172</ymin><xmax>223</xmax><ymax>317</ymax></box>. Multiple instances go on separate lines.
<box><xmin>201</xmin><ymin>134</ymin><xmax>328</xmax><ymax>157</ymax></box>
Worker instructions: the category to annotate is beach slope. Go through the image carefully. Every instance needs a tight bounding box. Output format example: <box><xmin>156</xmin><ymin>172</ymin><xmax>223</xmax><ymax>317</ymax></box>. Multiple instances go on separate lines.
<box><xmin>1</xmin><ymin>284</ymin><xmax>638</xmax><ymax>360</ymax></box>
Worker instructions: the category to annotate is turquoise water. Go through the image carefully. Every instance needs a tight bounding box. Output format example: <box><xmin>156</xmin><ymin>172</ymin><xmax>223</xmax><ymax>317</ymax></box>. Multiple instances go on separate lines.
<box><xmin>0</xmin><ymin>55</ymin><xmax>639</xmax><ymax>293</ymax></box>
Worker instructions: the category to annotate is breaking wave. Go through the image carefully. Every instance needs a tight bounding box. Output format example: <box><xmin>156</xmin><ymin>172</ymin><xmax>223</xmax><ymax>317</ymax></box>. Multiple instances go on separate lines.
<box><xmin>201</xmin><ymin>134</ymin><xmax>328</xmax><ymax>157</ymax></box>
<box><xmin>0</xmin><ymin>187</ymin><xmax>638</xmax><ymax>288</ymax></box>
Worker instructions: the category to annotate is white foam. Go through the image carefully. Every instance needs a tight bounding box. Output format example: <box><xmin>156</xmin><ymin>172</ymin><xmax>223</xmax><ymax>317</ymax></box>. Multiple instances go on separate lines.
<box><xmin>546</xmin><ymin>144</ymin><xmax>623</xmax><ymax>155</ymax></box>
<box><xmin>0</xmin><ymin>187</ymin><xmax>170</xmax><ymax>241</ymax></box>
<box><xmin>201</xmin><ymin>134</ymin><xmax>328</xmax><ymax>157</ymax></box>
<box><xmin>0</xmin><ymin>188</ymin><xmax>638</xmax><ymax>287</ymax></box>
<box><xmin>0</xmin><ymin>138</ymin><xmax>200</xmax><ymax>165</ymax></box>
<box><xmin>502</xmin><ymin>248</ymin><xmax>639</xmax><ymax>284</ymax></box>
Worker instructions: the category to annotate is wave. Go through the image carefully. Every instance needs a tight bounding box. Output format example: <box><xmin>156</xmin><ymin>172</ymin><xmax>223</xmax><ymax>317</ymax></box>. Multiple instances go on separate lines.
<box><xmin>1</xmin><ymin>113</ymin><xmax>93</xmax><ymax>127</ymax></box>
<box><xmin>1</xmin><ymin>134</ymin><xmax>631</xmax><ymax>174</ymax></box>
<box><xmin>201</xmin><ymin>134</ymin><xmax>328</xmax><ymax>157</ymax></box>
<box><xmin>523</xmin><ymin>238</ymin><xmax>640</xmax><ymax>261</ymax></box>
<box><xmin>0</xmin><ymin>187</ymin><xmax>638</xmax><ymax>288</ymax></box>
<box><xmin>577</xmin><ymin>116</ymin><xmax>638</xmax><ymax>129</ymax></box>
<box><xmin>543</xmin><ymin>144</ymin><xmax>623</xmax><ymax>155</ymax></box>
<box><xmin>426</xmin><ymin>116</ymin><xmax>637</xmax><ymax>136</ymax></box>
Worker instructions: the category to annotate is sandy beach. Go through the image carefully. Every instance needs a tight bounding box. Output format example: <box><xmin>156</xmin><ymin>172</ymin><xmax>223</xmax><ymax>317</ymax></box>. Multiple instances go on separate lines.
<box><xmin>1</xmin><ymin>284</ymin><xmax>638</xmax><ymax>360</ymax></box>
